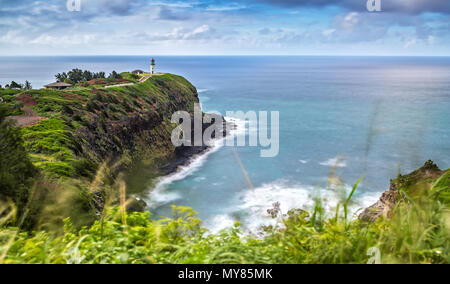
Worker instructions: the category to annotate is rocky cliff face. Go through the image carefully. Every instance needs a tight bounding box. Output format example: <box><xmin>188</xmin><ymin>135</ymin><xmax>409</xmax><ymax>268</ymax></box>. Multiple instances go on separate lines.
<box><xmin>75</xmin><ymin>74</ymin><xmax>203</xmax><ymax>171</ymax></box>
<box><xmin>17</xmin><ymin>74</ymin><xmax>202</xmax><ymax>178</ymax></box>
<box><xmin>359</xmin><ymin>160</ymin><xmax>444</xmax><ymax>222</ymax></box>
<box><xmin>5</xmin><ymin>74</ymin><xmax>224</xmax><ymax>226</ymax></box>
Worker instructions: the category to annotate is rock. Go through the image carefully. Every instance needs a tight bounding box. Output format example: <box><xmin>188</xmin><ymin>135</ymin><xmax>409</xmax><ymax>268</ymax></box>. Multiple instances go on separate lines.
<box><xmin>359</xmin><ymin>184</ymin><xmax>400</xmax><ymax>222</ymax></box>
<box><xmin>161</xmin><ymin>114</ymin><xmax>233</xmax><ymax>175</ymax></box>
<box><xmin>359</xmin><ymin>160</ymin><xmax>442</xmax><ymax>222</ymax></box>
<box><xmin>127</xmin><ymin>196</ymin><xmax>148</xmax><ymax>213</ymax></box>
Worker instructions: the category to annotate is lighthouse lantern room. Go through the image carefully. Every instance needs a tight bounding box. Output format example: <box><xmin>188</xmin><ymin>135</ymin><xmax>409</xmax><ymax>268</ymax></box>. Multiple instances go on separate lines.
<box><xmin>151</xmin><ymin>58</ymin><xmax>156</xmax><ymax>74</ymax></box>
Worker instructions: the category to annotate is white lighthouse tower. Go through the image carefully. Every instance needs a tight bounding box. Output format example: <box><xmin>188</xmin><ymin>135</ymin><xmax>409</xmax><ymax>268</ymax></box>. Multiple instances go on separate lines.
<box><xmin>151</xmin><ymin>58</ymin><xmax>156</xmax><ymax>75</ymax></box>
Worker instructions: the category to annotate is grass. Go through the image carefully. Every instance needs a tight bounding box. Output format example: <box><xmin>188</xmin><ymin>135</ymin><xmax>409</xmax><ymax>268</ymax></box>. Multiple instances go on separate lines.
<box><xmin>3</xmin><ymin>74</ymin><xmax>198</xmax><ymax>179</ymax></box>
<box><xmin>0</xmin><ymin>89</ymin><xmax>26</xmax><ymax>116</ymax></box>
<box><xmin>0</xmin><ymin>161</ymin><xmax>448</xmax><ymax>264</ymax></box>
<box><xmin>22</xmin><ymin>118</ymin><xmax>76</xmax><ymax>177</ymax></box>
<box><xmin>2</xmin><ymin>74</ymin><xmax>448</xmax><ymax>264</ymax></box>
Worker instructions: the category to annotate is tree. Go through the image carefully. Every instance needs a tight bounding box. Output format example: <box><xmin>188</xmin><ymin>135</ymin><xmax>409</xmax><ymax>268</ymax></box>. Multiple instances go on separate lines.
<box><xmin>108</xmin><ymin>71</ymin><xmax>122</xmax><ymax>79</ymax></box>
<box><xmin>24</xmin><ymin>81</ymin><xmax>32</xmax><ymax>90</ymax></box>
<box><xmin>55</xmin><ymin>70</ymin><xmax>108</xmax><ymax>84</ymax></box>
<box><xmin>0</xmin><ymin>105</ymin><xmax>38</xmax><ymax>225</ymax></box>
<box><xmin>55</xmin><ymin>72</ymin><xmax>68</xmax><ymax>82</ymax></box>
<box><xmin>95</xmin><ymin>72</ymin><xmax>106</xmax><ymax>79</ymax></box>
<box><xmin>9</xmin><ymin>81</ymin><xmax>23</xmax><ymax>89</ymax></box>
<box><xmin>83</xmin><ymin>70</ymin><xmax>93</xmax><ymax>81</ymax></box>
<box><xmin>68</xmin><ymin>69</ymin><xmax>84</xmax><ymax>83</ymax></box>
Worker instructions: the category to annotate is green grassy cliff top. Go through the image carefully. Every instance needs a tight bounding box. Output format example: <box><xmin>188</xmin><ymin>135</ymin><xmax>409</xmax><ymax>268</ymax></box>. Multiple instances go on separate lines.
<box><xmin>1</xmin><ymin>74</ymin><xmax>199</xmax><ymax>178</ymax></box>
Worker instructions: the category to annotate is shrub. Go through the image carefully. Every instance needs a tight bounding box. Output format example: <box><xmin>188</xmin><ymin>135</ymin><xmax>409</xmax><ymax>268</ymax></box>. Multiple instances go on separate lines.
<box><xmin>72</xmin><ymin>159</ymin><xmax>98</xmax><ymax>178</ymax></box>
<box><xmin>0</xmin><ymin>105</ymin><xmax>38</xmax><ymax>225</ymax></box>
<box><xmin>13</xmin><ymin>101</ymin><xmax>24</xmax><ymax>110</ymax></box>
<box><xmin>62</xmin><ymin>105</ymin><xmax>74</xmax><ymax>115</ymax></box>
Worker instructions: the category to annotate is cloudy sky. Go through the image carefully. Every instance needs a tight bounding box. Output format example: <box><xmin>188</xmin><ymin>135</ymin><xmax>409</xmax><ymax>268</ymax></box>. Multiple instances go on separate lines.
<box><xmin>0</xmin><ymin>0</ymin><xmax>449</xmax><ymax>55</ymax></box>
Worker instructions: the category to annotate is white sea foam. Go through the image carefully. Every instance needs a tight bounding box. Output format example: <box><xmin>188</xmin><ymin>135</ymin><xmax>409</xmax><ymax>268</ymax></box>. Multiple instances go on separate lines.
<box><xmin>197</xmin><ymin>89</ymin><xmax>209</xmax><ymax>93</ymax></box>
<box><xmin>205</xmin><ymin>214</ymin><xmax>236</xmax><ymax>234</ymax></box>
<box><xmin>319</xmin><ymin>157</ymin><xmax>347</xmax><ymax>168</ymax></box>
<box><xmin>232</xmin><ymin>180</ymin><xmax>379</xmax><ymax>233</ymax></box>
<box><xmin>147</xmin><ymin>115</ymin><xmax>245</xmax><ymax>208</ymax></box>
<box><xmin>225</xmin><ymin>116</ymin><xmax>247</xmax><ymax>136</ymax></box>
<box><xmin>194</xmin><ymin>176</ymin><xmax>206</xmax><ymax>182</ymax></box>
<box><xmin>147</xmin><ymin>138</ymin><xmax>225</xmax><ymax>208</ymax></box>
<box><xmin>146</xmin><ymin>116</ymin><xmax>380</xmax><ymax>234</ymax></box>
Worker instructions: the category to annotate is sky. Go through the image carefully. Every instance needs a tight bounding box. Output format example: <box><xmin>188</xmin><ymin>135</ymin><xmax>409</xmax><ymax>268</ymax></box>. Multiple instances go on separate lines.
<box><xmin>0</xmin><ymin>0</ymin><xmax>449</xmax><ymax>56</ymax></box>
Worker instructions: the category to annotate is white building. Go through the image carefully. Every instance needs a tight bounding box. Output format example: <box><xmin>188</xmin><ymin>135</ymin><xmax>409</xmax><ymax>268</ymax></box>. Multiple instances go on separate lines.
<box><xmin>151</xmin><ymin>58</ymin><xmax>155</xmax><ymax>74</ymax></box>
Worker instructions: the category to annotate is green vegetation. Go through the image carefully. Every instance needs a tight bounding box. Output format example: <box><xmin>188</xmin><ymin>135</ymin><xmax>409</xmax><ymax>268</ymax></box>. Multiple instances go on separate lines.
<box><xmin>108</xmin><ymin>71</ymin><xmax>122</xmax><ymax>79</ymax></box>
<box><xmin>1</xmin><ymin>73</ymin><xmax>448</xmax><ymax>264</ymax></box>
<box><xmin>0</xmin><ymin>81</ymin><xmax>31</xmax><ymax>90</ymax></box>
<box><xmin>3</xmin><ymin>74</ymin><xmax>198</xmax><ymax>178</ymax></box>
<box><xmin>120</xmin><ymin>72</ymin><xmax>139</xmax><ymax>82</ymax></box>
<box><xmin>22</xmin><ymin>118</ymin><xmax>76</xmax><ymax>177</ymax></box>
<box><xmin>0</xmin><ymin>105</ymin><xmax>38</xmax><ymax>223</ymax></box>
<box><xmin>0</xmin><ymin>89</ymin><xmax>25</xmax><ymax>116</ymax></box>
<box><xmin>54</xmin><ymin>69</ymin><xmax>125</xmax><ymax>85</ymax></box>
<box><xmin>55</xmin><ymin>69</ymin><xmax>106</xmax><ymax>84</ymax></box>
<box><xmin>0</xmin><ymin>73</ymin><xmax>200</xmax><ymax>231</ymax></box>
<box><xmin>0</xmin><ymin>164</ymin><xmax>448</xmax><ymax>264</ymax></box>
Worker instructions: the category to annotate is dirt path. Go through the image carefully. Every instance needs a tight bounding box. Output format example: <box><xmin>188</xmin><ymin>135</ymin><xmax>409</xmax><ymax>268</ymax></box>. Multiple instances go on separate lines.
<box><xmin>138</xmin><ymin>75</ymin><xmax>152</xmax><ymax>83</ymax></box>
<box><xmin>7</xmin><ymin>74</ymin><xmax>163</xmax><ymax>126</ymax></box>
<box><xmin>7</xmin><ymin>106</ymin><xmax>47</xmax><ymax>127</ymax></box>
<box><xmin>104</xmin><ymin>82</ymin><xmax>135</xmax><ymax>88</ymax></box>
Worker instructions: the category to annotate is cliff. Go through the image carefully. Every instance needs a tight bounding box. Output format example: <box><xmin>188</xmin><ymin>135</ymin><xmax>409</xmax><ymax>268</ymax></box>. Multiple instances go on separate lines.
<box><xmin>5</xmin><ymin>74</ymin><xmax>200</xmax><ymax>179</ymax></box>
<box><xmin>1</xmin><ymin>74</ymin><xmax>219</xmax><ymax>227</ymax></box>
<box><xmin>360</xmin><ymin>160</ymin><xmax>450</xmax><ymax>222</ymax></box>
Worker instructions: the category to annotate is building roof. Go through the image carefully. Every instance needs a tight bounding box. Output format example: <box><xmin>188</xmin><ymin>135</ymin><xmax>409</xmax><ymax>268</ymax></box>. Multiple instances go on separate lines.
<box><xmin>132</xmin><ymin>70</ymin><xmax>144</xmax><ymax>74</ymax></box>
<box><xmin>44</xmin><ymin>82</ymin><xmax>73</xmax><ymax>88</ymax></box>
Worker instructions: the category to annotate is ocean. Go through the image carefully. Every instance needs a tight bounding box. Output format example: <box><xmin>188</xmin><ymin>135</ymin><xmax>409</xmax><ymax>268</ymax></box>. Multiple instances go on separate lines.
<box><xmin>1</xmin><ymin>56</ymin><xmax>450</xmax><ymax>232</ymax></box>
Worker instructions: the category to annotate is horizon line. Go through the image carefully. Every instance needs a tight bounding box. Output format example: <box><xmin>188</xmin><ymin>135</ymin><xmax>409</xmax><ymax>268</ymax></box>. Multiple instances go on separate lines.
<box><xmin>1</xmin><ymin>54</ymin><xmax>450</xmax><ymax>58</ymax></box>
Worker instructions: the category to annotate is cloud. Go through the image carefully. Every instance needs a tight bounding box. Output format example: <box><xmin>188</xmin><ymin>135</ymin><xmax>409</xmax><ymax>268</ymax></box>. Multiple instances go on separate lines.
<box><xmin>80</xmin><ymin>0</ymin><xmax>140</xmax><ymax>16</ymax></box>
<box><xmin>0</xmin><ymin>30</ymin><xmax>26</xmax><ymax>45</ymax></box>
<box><xmin>158</xmin><ymin>7</ymin><xmax>191</xmax><ymax>21</ymax></box>
<box><xmin>205</xmin><ymin>3</ymin><xmax>247</xmax><ymax>11</ymax></box>
<box><xmin>322</xmin><ymin>29</ymin><xmax>336</xmax><ymax>36</ymax></box>
<box><xmin>137</xmin><ymin>25</ymin><xmax>218</xmax><ymax>42</ymax></box>
<box><xmin>0</xmin><ymin>0</ymin><xmax>449</xmax><ymax>55</ymax></box>
<box><xmin>30</xmin><ymin>33</ymin><xmax>97</xmax><ymax>46</ymax></box>
<box><xmin>404</xmin><ymin>38</ymin><xmax>417</xmax><ymax>48</ymax></box>
<box><xmin>255</xmin><ymin>0</ymin><xmax>450</xmax><ymax>14</ymax></box>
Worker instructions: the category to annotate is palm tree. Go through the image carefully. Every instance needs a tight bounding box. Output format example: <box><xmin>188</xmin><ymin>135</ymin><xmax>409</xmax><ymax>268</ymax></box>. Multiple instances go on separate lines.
<box><xmin>24</xmin><ymin>81</ymin><xmax>32</xmax><ymax>90</ymax></box>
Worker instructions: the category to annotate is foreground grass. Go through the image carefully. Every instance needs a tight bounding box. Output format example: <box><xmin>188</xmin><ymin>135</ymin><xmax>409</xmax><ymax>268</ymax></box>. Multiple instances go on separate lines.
<box><xmin>1</xmin><ymin>170</ymin><xmax>448</xmax><ymax>264</ymax></box>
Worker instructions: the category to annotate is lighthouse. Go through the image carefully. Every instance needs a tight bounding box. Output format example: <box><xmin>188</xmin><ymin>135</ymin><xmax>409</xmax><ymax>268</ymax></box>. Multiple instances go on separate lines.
<box><xmin>151</xmin><ymin>58</ymin><xmax>156</xmax><ymax>74</ymax></box>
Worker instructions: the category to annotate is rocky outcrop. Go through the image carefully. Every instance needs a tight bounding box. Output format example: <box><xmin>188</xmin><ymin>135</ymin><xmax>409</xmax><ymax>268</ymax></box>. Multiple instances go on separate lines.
<box><xmin>359</xmin><ymin>183</ymin><xmax>400</xmax><ymax>222</ymax></box>
<box><xmin>162</xmin><ymin>113</ymin><xmax>230</xmax><ymax>175</ymax></box>
<box><xmin>359</xmin><ymin>160</ymin><xmax>443</xmax><ymax>222</ymax></box>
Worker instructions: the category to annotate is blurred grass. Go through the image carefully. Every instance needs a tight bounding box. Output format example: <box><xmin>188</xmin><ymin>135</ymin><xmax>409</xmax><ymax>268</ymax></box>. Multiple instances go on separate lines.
<box><xmin>0</xmin><ymin>162</ymin><xmax>448</xmax><ymax>264</ymax></box>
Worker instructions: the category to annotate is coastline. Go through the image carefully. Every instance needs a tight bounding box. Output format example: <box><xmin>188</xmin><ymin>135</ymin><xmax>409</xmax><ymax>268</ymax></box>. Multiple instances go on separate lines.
<box><xmin>146</xmin><ymin>116</ymin><xmax>237</xmax><ymax>209</ymax></box>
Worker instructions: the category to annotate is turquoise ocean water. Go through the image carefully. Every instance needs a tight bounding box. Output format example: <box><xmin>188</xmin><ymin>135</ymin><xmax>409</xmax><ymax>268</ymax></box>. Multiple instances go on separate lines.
<box><xmin>1</xmin><ymin>56</ymin><xmax>449</xmax><ymax>232</ymax></box>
